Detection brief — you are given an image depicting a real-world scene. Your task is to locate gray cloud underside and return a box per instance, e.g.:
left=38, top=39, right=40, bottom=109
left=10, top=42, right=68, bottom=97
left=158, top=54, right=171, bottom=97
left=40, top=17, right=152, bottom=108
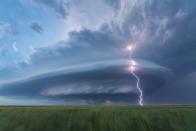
left=146, top=72, right=196, bottom=104
left=0, top=59, right=171, bottom=103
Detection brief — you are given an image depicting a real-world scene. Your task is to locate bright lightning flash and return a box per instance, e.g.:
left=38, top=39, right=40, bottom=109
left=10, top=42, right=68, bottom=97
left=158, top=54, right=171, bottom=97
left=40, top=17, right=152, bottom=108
left=127, top=45, right=144, bottom=106
left=127, top=45, right=133, bottom=51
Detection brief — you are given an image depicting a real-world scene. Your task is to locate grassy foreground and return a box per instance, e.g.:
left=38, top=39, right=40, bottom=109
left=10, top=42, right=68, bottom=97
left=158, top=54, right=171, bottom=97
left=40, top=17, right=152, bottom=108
left=0, top=106, right=195, bottom=131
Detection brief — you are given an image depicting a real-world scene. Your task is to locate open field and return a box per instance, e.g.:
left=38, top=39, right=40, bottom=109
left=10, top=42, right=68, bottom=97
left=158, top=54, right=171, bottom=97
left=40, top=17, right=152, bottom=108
left=0, top=106, right=195, bottom=131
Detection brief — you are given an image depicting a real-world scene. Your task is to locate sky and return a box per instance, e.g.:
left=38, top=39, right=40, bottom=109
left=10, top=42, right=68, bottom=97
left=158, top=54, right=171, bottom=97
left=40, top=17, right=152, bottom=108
left=0, top=0, right=196, bottom=105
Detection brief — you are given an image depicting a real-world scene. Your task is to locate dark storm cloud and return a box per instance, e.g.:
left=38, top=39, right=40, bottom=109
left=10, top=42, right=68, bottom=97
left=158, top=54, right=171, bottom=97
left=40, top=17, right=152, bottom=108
left=29, top=22, right=43, bottom=34
left=116, top=0, right=196, bottom=75
left=33, top=0, right=69, bottom=19
left=53, top=94, right=138, bottom=104
left=145, top=72, right=196, bottom=104
left=29, top=27, right=124, bottom=66
left=1, top=0, right=196, bottom=104
left=97, top=0, right=196, bottom=104
left=0, top=60, right=171, bottom=103
left=109, top=0, right=196, bottom=104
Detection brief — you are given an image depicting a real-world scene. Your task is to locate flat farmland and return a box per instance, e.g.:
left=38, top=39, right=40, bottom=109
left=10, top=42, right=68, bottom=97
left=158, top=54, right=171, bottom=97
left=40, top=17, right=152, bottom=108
left=0, top=106, right=195, bottom=131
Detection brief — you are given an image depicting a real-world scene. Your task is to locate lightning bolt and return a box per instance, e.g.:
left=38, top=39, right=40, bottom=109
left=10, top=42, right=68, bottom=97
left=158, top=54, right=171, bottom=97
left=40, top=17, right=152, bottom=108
left=127, top=45, right=144, bottom=106
left=131, top=68, right=143, bottom=106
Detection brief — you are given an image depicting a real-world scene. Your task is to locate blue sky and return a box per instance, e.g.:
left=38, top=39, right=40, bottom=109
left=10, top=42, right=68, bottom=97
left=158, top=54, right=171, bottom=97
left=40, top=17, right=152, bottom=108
left=0, top=0, right=196, bottom=105
left=0, top=0, right=66, bottom=65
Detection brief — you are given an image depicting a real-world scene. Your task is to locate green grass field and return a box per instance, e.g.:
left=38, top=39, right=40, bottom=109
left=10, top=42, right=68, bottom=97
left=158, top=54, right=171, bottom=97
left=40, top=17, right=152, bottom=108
left=0, top=106, right=195, bottom=131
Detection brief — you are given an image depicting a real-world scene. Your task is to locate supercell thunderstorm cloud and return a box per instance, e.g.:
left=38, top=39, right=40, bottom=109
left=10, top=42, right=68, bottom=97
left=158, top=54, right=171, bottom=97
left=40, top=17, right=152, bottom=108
left=0, top=0, right=196, bottom=105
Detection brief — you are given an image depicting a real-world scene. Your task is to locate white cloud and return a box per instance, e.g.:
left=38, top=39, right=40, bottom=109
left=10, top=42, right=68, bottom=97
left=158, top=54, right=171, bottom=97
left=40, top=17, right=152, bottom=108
left=12, top=42, right=18, bottom=52
left=29, top=45, right=36, bottom=53
left=64, top=0, right=115, bottom=32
